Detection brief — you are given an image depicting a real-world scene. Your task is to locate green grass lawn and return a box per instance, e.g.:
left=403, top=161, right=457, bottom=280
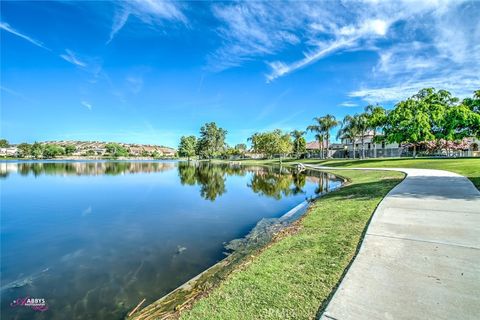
left=180, top=170, right=404, bottom=320
left=308, top=158, right=479, bottom=189
left=221, top=157, right=480, bottom=189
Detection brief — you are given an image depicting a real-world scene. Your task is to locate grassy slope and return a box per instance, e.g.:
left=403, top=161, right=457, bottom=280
left=311, top=158, right=479, bottom=189
left=223, top=158, right=480, bottom=189
left=181, top=170, right=404, bottom=320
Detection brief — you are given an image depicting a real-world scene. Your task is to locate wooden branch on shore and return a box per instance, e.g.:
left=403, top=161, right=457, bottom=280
left=128, top=298, right=146, bottom=317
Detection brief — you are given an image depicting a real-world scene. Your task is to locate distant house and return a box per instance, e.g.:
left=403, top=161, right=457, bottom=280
left=340, top=130, right=400, bottom=152
left=305, top=141, right=327, bottom=151
left=305, top=141, right=345, bottom=158
left=158, top=148, right=176, bottom=157
left=0, top=147, right=18, bottom=157
left=465, top=137, right=480, bottom=157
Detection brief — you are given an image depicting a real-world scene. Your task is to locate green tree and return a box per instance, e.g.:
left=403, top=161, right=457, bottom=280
left=462, top=90, right=480, bottom=114
left=222, top=146, right=242, bottom=159
left=355, top=113, right=369, bottom=159
left=0, top=139, right=9, bottom=148
left=65, top=145, right=76, bottom=155
left=196, top=122, right=227, bottom=159
left=140, top=149, right=150, bottom=157
left=307, top=118, right=325, bottom=159
left=43, top=144, right=65, bottom=158
left=31, top=142, right=44, bottom=159
left=364, top=105, right=387, bottom=157
left=337, top=115, right=361, bottom=159
left=105, top=143, right=128, bottom=157
left=85, top=149, right=96, bottom=156
left=442, top=104, right=480, bottom=139
left=233, top=143, right=247, bottom=158
left=17, top=143, right=32, bottom=158
left=178, top=135, right=197, bottom=160
left=384, top=88, right=458, bottom=157
left=234, top=143, right=247, bottom=151
left=307, top=115, right=338, bottom=159
left=320, top=114, right=339, bottom=158
left=249, top=130, right=292, bottom=160
left=290, top=130, right=306, bottom=158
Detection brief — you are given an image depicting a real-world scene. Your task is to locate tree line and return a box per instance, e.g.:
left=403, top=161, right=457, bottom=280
left=179, top=88, right=479, bottom=160
left=0, top=141, right=164, bottom=159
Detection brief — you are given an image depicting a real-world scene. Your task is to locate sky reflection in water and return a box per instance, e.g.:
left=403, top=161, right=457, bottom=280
left=0, top=161, right=341, bottom=320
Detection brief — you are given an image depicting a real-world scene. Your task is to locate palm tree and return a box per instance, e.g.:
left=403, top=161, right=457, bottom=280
left=314, top=133, right=324, bottom=159
left=337, top=115, right=361, bottom=159
left=319, top=114, right=339, bottom=158
left=357, top=113, right=369, bottom=159
left=307, top=117, right=325, bottom=159
left=290, top=130, right=306, bottom=159
left=365, top=105, right=387, bottom=158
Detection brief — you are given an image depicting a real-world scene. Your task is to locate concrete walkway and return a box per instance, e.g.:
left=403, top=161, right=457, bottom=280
left=306, top=166, right=480, bottom=320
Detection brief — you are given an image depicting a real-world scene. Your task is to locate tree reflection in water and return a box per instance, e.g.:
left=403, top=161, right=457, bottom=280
left=2, top=161, right=339, bottom=201
left=1, top=161, right=176, bottom=177
left=177, top=161, right=337, bottom=201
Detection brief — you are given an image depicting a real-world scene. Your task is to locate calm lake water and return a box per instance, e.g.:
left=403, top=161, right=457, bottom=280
left=0, top=161, right=341, bottom=320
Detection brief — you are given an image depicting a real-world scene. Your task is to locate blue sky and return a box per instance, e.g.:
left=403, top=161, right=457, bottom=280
left=1, top=0, right=479, bottom=147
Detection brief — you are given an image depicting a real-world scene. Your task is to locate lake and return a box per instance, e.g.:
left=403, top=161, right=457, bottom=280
left=0, top=161, right=342, bottom=320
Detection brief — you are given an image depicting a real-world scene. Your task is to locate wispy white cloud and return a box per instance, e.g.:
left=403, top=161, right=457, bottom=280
left=266, top=37, right=358, bottom=82
left=81, top=101, right=92, bottom=110
left=108, top=0, right=187, bottom=43
left=254, top=89, right=290, bottom=121
left=1, top=85, right=35, bottom=103
left=126, top=76, right=143, bottom=94
left=339, top=101, right=359, bottom=108
left=207, top=0, right=479, bottom=99
left=208, top=2, right=396, bottom=76
left=0, top=21, right=49, bottom=50
left=349, top=1, right=480, bottom=103
left=60, top=49, right=87, bottom=67
left=208, top=2, right=302, bottom=71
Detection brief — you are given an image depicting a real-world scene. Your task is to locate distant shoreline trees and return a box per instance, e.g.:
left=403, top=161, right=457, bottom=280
left=178, top=122, right=228, bottom=160
left=248, top=129, right=293, bottom=161
left=384, top=88, right=480, bottom=157
left=1, top=141, right=173, bottom=159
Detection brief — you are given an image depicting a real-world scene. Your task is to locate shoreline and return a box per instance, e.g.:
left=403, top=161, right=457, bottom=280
left=0, top=156, right=178, bottom=162
left=126, top=167, right=347, bottom=320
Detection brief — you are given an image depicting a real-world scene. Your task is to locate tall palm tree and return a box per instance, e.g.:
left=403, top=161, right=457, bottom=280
left=337, top=115, right=361, bottom=159
left=319, top=114, right=339, bottom=158
left=365, top=105, right=387, bottom=158
left=307, top=117, right=325, bottom=159
left=290, top=130, right=306, bottom=158
left=356, top=113, right=369, bottom=159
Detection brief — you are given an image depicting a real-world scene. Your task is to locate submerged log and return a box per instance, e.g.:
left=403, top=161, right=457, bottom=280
left=128, top=298, right=146, bottom=317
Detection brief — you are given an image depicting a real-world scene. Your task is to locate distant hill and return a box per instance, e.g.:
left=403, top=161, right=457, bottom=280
left=39, top=140, right=176, bottom=157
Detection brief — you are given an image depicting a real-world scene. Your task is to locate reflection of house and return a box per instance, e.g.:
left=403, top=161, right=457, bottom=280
left=0, top=147, right=18, bottom=157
